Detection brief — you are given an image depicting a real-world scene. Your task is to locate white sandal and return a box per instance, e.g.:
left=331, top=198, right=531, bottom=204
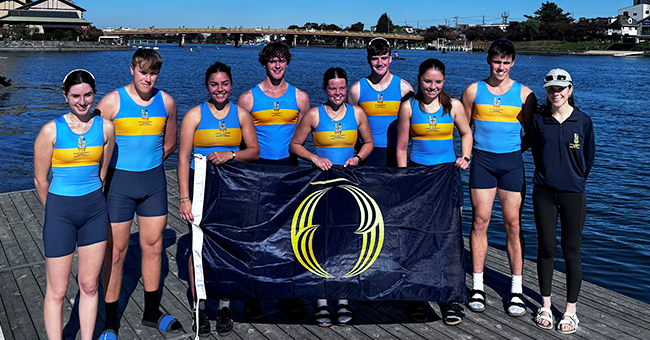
left=534, top=307, right=554, bottom=330
left=557, top=312, right=579, bottom=334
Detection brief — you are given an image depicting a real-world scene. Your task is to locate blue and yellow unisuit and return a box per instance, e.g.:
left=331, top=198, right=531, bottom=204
left=313, top=104, right=358, bottom=165
left=358, top=75, right=402, bottom=147
left=49, top=115, right=104, bottom=196
left=192, top=102, right=241, bottom=168
left=409, top=98, right=456, bottom=166
left=472, top=80, right=523, bottom=153
left=110, top=87, right=167, bottom=171
left=250, top=84, right=299, bottom=160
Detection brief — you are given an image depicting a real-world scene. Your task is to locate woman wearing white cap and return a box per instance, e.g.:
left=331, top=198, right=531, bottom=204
left=531, top=68, right=595, bottom=334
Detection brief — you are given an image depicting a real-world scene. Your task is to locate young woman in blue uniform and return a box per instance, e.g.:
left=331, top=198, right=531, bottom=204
left=396, top=59, right=473, bottom=325
left=177, top=61, right=259, bottom=336
left=33, top=70, right=115, bottom=340
left=290, top=67, right=373, bottom=326
left=531, top=69, right=595, bottom=334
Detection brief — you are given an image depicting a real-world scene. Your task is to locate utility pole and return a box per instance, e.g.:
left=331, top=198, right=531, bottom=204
left=453, top=16, right=459, bottom=28
left=483, top=15, right=485, bottom=25
left=501, top=12, right=509, bottom=25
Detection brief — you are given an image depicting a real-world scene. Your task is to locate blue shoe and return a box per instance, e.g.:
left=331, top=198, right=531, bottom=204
left=98, top=329, right=118, bottom=340
left=142, top=313, right=183, bottom=333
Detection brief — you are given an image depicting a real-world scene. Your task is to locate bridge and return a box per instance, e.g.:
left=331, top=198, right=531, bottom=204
left=110, top=27, right=424, bottom=48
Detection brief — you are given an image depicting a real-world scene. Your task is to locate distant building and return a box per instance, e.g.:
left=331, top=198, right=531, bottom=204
left=607, top=15, right=639, bottom=37
left=0, top=0, right=91, bottom=34
left=619, top=3, right=650, bottom=22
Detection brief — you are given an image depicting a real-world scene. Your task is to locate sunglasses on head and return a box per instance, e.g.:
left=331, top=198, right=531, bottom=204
left=545, top=74, right=568, bottom=81
left=492, top=39, right=514, bottom=47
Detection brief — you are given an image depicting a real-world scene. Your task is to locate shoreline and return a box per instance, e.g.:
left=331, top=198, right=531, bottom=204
left=0, top=40, right=132, bottom=52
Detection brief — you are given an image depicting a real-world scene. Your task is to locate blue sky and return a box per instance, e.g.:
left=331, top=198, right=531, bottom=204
left=77, top=0, right=632, bottom=30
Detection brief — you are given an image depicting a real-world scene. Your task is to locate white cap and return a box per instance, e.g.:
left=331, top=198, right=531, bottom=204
left=543, top=68, right=572, bottom=88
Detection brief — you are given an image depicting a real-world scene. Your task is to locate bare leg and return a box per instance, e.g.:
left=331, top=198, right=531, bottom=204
left=103, top=220, right=133, bottom=303
left=497, top=188, right=524, bottom=276
left=470, top=188, right=497, bottom=274
left=44, top=253, right=74, bottom=340
left=77, top=241, right=107, bottom=340
left=138, top=215, right=167, bottom=292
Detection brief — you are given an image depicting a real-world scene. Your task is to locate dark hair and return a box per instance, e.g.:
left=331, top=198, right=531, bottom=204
left=205, top=61, right=233, bottom=85
left=415, top=59, right=452, bottom=115
left=131, top=49, right=163, bottom=72
left=322, top=67, right=348, bottom=89
left=63, top=69, right=96, bottom=95
left=258, top=42, right=292, bottom=66
left=487, top=39, right=516, bottom=61
left=366, top=37, right=391, bottom=63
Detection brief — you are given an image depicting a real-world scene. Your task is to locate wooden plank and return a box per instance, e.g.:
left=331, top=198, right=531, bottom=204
left=0, top=221, right=26, bottom=267
left=14, top=266, right=47, bottom=340
left=0, top=194, right=21, bottom=224
left=22, top=219, right=46, bottom=261
left=8, top=192, right=35, bottom=222
left=11, top=221, right=43, bottom=264
left=0, top=289, right=15, bottom=340
left=0, top=271, right=39, bottom=339
left=21, top=190, right=45, bottom=222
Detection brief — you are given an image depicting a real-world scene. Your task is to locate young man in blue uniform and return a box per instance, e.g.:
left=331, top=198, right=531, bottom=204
left=236, top=42, right=310, bottom=318
left=237, top=41, right=310, bottom=166
left=460, top=39, right=537, bottom=317
left=348, top=37, right=413, bottom=167
left=96, top=49, right=180, bottom=339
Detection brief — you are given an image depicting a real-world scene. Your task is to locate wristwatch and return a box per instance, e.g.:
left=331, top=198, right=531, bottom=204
left=463, top=156, right=471, bottom=162
left=231, top=151, right=236, bottom=160
left=355, top=155, right=363, bottom=162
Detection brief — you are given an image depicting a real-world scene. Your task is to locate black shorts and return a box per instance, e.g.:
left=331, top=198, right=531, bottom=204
left=43, top=188, right=108, bottom=258
left=104, top=164, right=168, bottom=223
left=469, top=149, right=524, bottom=192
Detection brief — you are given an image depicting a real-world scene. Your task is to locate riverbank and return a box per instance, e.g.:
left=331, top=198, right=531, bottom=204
left=0, top=40, right=132, bottom=52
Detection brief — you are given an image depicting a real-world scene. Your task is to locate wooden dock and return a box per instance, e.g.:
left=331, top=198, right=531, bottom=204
left=1, top=170, right=649, bottom=339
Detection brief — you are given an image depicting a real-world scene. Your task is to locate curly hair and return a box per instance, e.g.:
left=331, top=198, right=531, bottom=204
left=258, top=42, right=292, bottom=66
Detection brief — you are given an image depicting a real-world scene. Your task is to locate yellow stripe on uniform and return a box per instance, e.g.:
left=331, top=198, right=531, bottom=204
left=113, top=117, right=167, bottom=136
left=473, top=104, right=522, bottom=123
left=52, top=146, right=103, bottom=167
left=359, top=101, right=401, bottom=116
left=411, top=123, right=454, bottom=140
left=313, top=130, right=358, bottom=148
left=194, top=128, right=242, bottom=147
left=251, top=109, right=299, bottom=126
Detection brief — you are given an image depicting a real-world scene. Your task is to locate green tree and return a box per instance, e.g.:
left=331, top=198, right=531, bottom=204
left=525, top=1, right=574, bottom=24
left=376, top=13, right=393, bottom=33
left=349, top=21, right=364, bottom=31
left=520, top=19, right=541, bottom=40
left=422, top=26, right=439, bottom=42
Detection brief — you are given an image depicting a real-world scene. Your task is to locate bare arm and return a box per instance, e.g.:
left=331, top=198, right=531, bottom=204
left=400, top=78, right=415, bottom=101
left=460, top=83, right=477, bottom=126
left=290, top=107, right=333, bottom=170
left=95, top=90, right=120, bottom=121
left=100, top=118, right=116, bottom=184
left=347, top=81, right=360, bottom=106
left=177, top=105, right=201, bottom=222
left=33, top=121, right=56, bottom=206
left=235, top=90, right=254, bottom=112
left=451, top=99, right=473, bottom=170
left=395, top=100, right=412, bottom=168
left=520, top=86, right=537, bottom=153
left=345, top=105, right=374, bottom=167
left=234, top=106, right=260, bottom=162
left=162, top=91, right=178, bottom=160
left=295, top=89, right=311, bottom=125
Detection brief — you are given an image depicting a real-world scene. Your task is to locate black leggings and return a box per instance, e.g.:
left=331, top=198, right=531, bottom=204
left=533, top=185, right=586, bottom=303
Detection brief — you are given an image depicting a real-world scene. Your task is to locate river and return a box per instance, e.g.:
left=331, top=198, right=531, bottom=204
left=0, top=44, right=649, bottom=304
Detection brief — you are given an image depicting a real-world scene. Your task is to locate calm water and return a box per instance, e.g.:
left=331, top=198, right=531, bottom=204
left=1, top=45, right=649, bottom=304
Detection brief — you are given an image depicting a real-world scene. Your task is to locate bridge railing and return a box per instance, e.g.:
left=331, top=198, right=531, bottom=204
left=111, top=27, right=421, bottom=39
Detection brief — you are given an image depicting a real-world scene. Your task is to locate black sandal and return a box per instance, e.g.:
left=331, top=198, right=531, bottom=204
left=467, top=289, right=486, bottom=312
left=313, top=306, right=332, bottom=327
left=407, top=301, right=427, bottom=322
left=443, top=303, right=464, bottom=326
left=337, top=303, right=353, bottom=325
left=506, top=293, right=527, bottom=317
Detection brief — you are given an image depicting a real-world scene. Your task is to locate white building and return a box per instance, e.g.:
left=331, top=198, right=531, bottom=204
left=619, top=3, right=650, bottom=22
